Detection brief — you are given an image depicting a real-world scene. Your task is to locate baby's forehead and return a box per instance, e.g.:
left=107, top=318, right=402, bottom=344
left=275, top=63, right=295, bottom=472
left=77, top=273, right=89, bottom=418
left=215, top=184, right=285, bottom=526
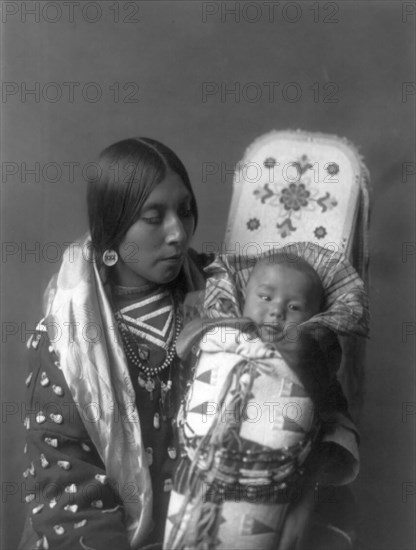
left=248, top=259, right=321, bottom=290
left=250, top=259, right=300, bottom=278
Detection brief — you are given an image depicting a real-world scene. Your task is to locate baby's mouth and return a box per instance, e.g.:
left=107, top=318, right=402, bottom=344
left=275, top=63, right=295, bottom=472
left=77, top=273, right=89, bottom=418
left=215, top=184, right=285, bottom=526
left=260, top=323, right=284, bottom=342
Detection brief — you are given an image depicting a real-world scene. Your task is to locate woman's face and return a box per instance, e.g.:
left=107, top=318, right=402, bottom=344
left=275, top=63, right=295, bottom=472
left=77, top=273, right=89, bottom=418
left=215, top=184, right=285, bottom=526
left=114, top=171, right=195, bottom=287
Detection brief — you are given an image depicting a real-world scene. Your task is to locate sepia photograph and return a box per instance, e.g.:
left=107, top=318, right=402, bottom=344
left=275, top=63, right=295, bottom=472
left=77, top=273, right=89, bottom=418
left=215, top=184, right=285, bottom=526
left=1, top=2, right=415, bottom=549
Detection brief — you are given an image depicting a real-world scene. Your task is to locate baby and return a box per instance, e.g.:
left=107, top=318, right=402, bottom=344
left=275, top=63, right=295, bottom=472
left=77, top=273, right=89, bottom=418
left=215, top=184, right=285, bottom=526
left=164, top=253, right=359, bottom=550
left=242, top=254, right=354, bottom=473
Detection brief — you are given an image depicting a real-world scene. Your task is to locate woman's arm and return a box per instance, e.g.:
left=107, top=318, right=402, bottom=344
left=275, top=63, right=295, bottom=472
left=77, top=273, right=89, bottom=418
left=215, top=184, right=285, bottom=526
left=275, top=331, right=359, bottom=486
left=20, top=332, right=131, bottom=550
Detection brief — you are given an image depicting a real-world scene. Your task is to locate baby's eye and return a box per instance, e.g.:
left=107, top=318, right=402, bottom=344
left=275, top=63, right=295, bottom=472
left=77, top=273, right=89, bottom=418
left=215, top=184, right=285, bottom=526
left=288, top=304, right=301, bottom=311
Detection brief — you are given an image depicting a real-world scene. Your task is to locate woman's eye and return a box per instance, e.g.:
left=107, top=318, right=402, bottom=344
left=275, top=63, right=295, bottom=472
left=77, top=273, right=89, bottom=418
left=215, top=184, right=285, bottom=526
left=179, top=207, right=193, bottom=218
left=259, top=295, right=271, bottom=301
left=142, top=216, right=162, bottom=225
left=140, top=208, right=162, bottom=224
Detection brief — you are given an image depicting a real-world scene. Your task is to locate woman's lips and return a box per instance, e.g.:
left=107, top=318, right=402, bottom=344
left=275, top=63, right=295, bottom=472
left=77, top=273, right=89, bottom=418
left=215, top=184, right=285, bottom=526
left=159, top=254, right=183, bottom=264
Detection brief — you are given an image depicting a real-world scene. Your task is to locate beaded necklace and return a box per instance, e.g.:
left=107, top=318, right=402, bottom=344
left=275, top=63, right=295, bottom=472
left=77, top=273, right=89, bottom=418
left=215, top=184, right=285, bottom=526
left=114, top=288, right=183, bottom=416
left=117, top=310, right=182, bottom=376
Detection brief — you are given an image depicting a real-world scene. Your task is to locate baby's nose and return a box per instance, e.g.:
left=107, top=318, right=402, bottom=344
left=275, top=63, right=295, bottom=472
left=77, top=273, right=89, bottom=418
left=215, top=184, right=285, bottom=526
left=269, top=305, right=285, bottom=319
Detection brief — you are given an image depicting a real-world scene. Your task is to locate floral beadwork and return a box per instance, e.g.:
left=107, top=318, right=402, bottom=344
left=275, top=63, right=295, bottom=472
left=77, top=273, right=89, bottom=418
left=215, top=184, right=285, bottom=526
left=280, top=183, right=310, bottom=211
left=276, top=219, right=297, bottom=238
left=253, top=184, right=275, bottom=205
left=246, top=218, right=260, bottom=231
left=253, top=154, right=338, bottom=240
left=326, top=162, right=339, bottom=175
left=317, top=192, right=338, bottom=212
left=295, top=154, right=313, bottom=175
left=263, top=157, right=277, bottom=169
left=314, top=226, right=327, bottom=239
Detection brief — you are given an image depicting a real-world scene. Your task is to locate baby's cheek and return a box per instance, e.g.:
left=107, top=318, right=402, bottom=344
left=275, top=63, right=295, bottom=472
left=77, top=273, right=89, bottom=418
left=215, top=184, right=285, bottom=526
left=242, top=297, right=256, bottom=319
left=246, top=307, right=262, bottom=325
left=290, top=311, right=309, bottom=324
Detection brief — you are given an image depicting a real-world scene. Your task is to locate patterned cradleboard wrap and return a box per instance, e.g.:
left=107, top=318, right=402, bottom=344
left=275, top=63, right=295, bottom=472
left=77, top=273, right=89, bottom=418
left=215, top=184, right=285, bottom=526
left=164, top=324, right=317, bottom=550
left=164, top=241, right=369, bottom=550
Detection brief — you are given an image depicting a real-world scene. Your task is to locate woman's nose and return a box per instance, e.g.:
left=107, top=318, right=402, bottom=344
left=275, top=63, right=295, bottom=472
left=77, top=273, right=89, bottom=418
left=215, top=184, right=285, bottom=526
left=165, top=214, right=187, bottom=244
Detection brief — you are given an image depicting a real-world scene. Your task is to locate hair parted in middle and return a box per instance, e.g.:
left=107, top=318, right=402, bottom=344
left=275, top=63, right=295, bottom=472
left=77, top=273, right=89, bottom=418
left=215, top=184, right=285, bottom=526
left=87, top=137, right=198, bottom=261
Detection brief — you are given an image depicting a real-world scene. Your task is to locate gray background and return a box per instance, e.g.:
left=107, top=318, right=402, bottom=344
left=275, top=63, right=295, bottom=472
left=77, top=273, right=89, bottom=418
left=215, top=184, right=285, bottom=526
left=1, top=2, right=415, bottom=549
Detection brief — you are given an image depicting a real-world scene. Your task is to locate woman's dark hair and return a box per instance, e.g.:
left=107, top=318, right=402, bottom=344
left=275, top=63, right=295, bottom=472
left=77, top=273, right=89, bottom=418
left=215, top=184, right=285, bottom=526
left=87, top=137, right=198, bottom=262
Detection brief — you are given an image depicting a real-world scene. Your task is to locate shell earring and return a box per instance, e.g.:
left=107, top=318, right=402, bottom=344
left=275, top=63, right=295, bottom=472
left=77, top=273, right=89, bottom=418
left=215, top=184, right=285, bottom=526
left=102, top=249, right=118, bottom=266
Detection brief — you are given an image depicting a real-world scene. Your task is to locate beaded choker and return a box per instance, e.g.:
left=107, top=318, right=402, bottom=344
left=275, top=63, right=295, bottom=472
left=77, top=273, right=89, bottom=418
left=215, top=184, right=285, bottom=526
left=113, top=282, right=160, bottom=297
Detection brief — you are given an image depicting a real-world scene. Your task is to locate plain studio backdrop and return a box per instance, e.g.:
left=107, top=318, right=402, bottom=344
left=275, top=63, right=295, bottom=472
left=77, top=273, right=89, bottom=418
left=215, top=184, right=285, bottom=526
left=1, top=2, right=415, bottom=549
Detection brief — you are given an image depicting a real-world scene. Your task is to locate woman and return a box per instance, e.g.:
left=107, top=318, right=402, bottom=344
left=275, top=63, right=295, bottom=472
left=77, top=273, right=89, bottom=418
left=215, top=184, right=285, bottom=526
left=19, top=138, right=212, bottom=550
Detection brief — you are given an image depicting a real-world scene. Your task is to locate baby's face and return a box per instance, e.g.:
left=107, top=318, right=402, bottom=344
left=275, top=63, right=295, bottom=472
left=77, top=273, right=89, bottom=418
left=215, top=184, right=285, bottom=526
left=242, top=263, right=322, bottom=342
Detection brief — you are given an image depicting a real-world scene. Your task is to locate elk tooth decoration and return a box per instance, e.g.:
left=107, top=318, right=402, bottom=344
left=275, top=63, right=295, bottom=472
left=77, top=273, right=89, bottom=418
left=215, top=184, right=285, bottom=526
left=49, top=413, right=63, bottom=424
left=64, top=504, right=78, bottom=513
left=52, top=385, right=64, bottom=396
left=40, top=454, right=49, bottom=468
left=74, top=520, right=88, bottom=529
left=40, top=372, right=50, bottom=387
left=32, top=504, right=44, bottom=515
left=31, top=335, right=40, bottom=349
left=35, top=535, right=49, bottom=549
left=94, top=474, right=107, bottom=485
left=36, top=412, right=46, bottom=424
